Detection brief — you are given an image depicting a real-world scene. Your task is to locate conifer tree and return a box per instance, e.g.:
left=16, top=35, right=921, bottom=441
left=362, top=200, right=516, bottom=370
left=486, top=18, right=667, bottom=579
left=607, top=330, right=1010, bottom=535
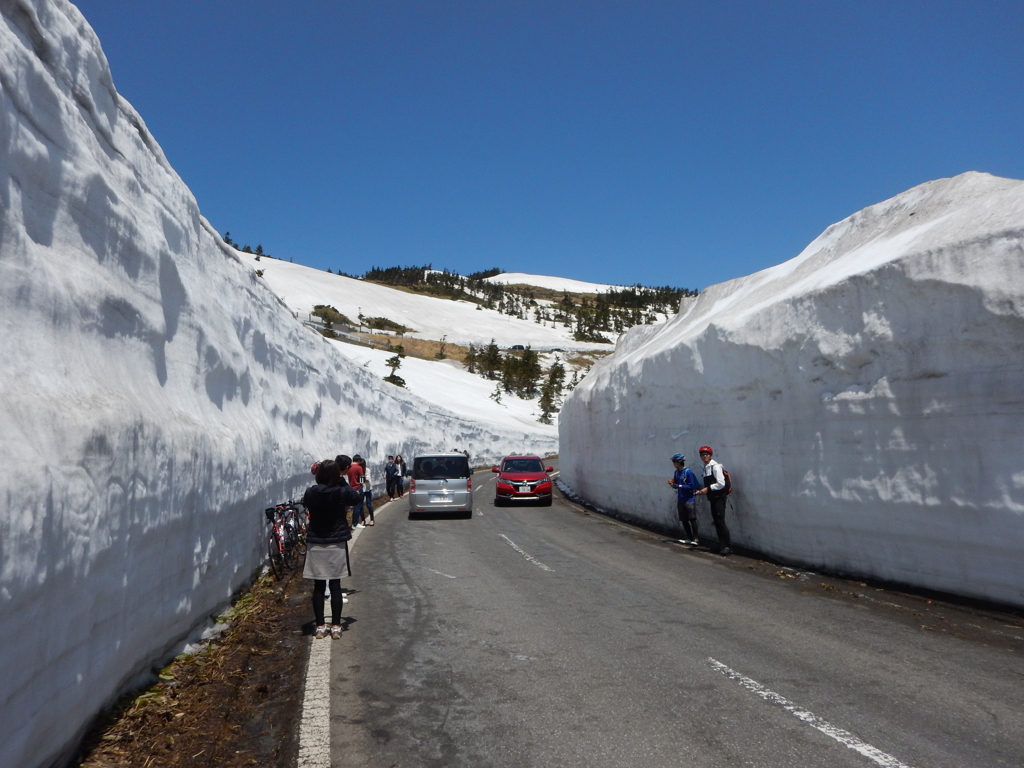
left=384, top=345, right=406, bottom=387
left=479, top=339, right=502, bottom=380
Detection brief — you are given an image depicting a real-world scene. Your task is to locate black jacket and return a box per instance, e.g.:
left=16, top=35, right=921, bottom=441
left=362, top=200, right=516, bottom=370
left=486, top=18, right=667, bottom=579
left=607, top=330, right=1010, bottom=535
left=303, top=481, right=359, bottom=545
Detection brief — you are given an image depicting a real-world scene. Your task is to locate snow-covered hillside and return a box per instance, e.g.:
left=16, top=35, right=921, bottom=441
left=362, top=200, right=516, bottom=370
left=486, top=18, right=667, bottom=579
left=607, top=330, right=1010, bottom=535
left=560, top=172, right=1024, bottom=607
left=0, top=3, right=554, bottom=768
left=483, top=271, right=623, bottom=294
left=240, top=253, right=614, bottom=350
left=331, top=341, right=554, bottom=432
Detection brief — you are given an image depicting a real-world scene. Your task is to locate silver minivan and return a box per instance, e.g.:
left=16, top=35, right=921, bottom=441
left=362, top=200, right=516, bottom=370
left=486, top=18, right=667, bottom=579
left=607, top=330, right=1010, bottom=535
left=408, top=453, right=473, bottom=517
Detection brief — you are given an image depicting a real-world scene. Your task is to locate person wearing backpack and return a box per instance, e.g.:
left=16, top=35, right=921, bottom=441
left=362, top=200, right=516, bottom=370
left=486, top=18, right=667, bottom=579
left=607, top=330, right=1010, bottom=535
left=668, top=454, right=700, bottom=545
left=695, top=445, right=732, bottom=555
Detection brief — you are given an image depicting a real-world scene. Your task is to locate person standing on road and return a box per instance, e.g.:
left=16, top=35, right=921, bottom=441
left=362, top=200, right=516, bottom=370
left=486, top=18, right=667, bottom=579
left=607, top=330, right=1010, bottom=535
left=394, top=454, right=408, bottom=497
left=348, top=454, right=367, bottom=529
left=356, top=456, right=374, bottom=526
left=384, top=455, right=399, bottom=499
left=695, top=446, right=732, bottom=555
left=302, top=458, right=360, bottom=639
left=669, top=454, right=700, bottom=545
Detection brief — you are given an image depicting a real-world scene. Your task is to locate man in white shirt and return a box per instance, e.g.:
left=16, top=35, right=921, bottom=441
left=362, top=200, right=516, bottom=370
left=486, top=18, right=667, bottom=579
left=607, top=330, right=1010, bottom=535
left=695, top=445, right=732, bottom=555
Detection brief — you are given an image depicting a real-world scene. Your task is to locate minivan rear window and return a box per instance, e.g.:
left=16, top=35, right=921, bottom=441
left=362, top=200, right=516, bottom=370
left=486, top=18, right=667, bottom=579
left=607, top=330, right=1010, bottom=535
left=414, top=456, right=471, bottom=480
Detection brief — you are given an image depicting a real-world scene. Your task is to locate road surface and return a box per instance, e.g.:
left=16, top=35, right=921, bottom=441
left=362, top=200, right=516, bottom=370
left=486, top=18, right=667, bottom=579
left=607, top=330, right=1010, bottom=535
left=323, top=466, right=1024, bottom=767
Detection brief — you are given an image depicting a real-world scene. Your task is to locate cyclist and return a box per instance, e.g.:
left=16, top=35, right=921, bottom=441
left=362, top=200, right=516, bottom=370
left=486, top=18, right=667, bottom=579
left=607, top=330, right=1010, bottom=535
left=669, top=454, right=700, bottom=545
left=695, top=446, right=732, bottom=555
left=302, top=458, right=360, bottom=639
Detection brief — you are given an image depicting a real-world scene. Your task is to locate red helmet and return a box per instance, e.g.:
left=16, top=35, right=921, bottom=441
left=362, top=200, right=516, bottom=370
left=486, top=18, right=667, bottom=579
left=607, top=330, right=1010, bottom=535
left=699, top=446, right=713, bottom=455
left=310, top=461, right=320, bottom=475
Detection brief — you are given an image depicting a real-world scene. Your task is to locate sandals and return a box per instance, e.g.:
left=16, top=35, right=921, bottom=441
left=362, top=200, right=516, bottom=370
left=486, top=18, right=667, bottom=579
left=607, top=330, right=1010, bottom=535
left=314, top=625, right=329, bottom=640
left=330, top=624, right=343, bottom=639
left=367, top=520, right=375, bottom=526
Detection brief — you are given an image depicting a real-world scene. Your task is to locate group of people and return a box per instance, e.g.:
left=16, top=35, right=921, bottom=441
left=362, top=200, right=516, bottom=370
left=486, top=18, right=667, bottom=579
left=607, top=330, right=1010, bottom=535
left=384, top=454, right=407, bottom=499
left=668, top=445, right=732, bottom=556
left=300, top=452, right=407, bottom=640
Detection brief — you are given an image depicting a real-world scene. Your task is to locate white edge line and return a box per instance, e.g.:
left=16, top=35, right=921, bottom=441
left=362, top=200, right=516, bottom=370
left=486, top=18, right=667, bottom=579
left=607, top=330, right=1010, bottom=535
left=707, top=658, right=914, bottom=768
left=296, top=495, right=397, bottom=768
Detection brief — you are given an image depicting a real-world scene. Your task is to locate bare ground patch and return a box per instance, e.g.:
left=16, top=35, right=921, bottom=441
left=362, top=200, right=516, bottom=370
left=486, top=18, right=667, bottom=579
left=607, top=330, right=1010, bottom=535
left=73, top=567, right=312, bottom=768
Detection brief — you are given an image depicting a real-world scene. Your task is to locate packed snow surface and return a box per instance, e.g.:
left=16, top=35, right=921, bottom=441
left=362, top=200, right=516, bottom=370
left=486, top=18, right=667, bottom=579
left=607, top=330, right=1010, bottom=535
left=560, top=172, right=1024, bottom=607
left=241, top=254, right=614, bottom=351
left=484, top=271, right=623, bottom=294
left=0, top=3, right=554, bottom=767
left=330, top=341, right=557, bottom=434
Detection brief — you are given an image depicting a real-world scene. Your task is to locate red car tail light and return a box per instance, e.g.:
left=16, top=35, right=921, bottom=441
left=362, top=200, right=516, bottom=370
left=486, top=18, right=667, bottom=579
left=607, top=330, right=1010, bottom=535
left=467, top=475, right=472, bottom=492
left=410, top=478, right=416, bottom=492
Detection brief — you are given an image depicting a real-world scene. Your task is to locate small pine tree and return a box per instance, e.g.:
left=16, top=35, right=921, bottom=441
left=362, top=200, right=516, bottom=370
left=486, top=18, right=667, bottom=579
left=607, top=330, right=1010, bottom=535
left=489, top=383, right=502, bottom=404
left=479, top=339, right=502, bottom=380
left=223, top=231, right=234, bottom=245
left=255, top=244, right=264, bottom=256
left=384, top=349, right=406, bottom=387
left=464, top=344, right=478, bottom=374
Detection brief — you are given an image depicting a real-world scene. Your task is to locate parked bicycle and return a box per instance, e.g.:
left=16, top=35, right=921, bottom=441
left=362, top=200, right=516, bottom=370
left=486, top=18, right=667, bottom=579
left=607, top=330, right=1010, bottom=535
left=264, top=503, right=301, bottom=578
left=283, top=500, right=308, bottom=554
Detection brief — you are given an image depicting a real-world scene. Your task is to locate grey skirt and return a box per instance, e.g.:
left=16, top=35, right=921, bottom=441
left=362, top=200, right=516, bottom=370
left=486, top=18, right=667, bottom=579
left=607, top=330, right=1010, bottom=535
left=303, top=542, right=351, bottom=580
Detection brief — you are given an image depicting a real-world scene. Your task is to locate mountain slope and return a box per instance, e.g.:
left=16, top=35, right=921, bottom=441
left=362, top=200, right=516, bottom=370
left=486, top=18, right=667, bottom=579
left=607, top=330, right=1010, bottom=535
left=240, top=252, right=614, bottom=350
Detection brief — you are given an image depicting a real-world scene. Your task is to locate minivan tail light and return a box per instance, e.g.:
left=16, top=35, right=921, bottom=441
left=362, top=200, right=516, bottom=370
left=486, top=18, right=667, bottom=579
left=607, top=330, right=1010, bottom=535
left=467, top=475, right=472, bottom=492
left=410, top=478, right=416, bottom=492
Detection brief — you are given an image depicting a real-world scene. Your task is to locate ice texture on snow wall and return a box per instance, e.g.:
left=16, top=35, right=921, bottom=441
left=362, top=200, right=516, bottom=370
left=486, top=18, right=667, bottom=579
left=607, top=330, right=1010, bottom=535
left=560, top=172, right=1024, bottom=607
left=0, top=3, right=555, bottom=767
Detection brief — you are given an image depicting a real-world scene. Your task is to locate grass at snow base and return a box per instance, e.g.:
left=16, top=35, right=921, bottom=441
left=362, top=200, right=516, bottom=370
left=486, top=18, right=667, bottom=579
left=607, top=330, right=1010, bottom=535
left=73, top=569, right=309, bottom=768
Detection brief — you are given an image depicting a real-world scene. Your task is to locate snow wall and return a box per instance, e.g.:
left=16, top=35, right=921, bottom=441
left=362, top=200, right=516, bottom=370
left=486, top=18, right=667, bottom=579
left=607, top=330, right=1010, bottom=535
left=560, top=172, right=1024, bottom=607
left=0, top=3, right=556, bottom=767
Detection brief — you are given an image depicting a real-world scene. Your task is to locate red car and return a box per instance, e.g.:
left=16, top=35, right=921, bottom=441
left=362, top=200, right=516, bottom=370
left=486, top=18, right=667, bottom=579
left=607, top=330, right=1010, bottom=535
left=492, top=455, right=555, bottom=506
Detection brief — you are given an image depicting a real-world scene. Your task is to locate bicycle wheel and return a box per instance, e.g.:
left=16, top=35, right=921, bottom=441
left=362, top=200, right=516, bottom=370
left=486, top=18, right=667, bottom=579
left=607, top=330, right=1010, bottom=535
left=267, top=528, right=284, bottom=579
left=282, top=523, right=300, bottom=569
left=289, top=505, right=307, bottom=554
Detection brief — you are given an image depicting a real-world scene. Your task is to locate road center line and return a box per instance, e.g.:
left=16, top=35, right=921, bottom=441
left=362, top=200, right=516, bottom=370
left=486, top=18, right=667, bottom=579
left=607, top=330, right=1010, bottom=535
left=499, top=534, right=554, bottom=572
left=707, top=658, right=914, bottom=768
left=423, top=566, right=457, bottom=579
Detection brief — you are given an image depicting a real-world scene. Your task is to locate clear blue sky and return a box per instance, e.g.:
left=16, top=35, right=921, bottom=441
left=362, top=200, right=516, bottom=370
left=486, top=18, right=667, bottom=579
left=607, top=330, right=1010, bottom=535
left=73, top=0, right=1023, bottom=290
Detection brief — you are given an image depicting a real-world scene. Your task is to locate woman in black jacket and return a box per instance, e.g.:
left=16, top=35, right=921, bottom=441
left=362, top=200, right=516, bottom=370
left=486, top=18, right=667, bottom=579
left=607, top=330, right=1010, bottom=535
left=302, top=457, right=360, bottom=639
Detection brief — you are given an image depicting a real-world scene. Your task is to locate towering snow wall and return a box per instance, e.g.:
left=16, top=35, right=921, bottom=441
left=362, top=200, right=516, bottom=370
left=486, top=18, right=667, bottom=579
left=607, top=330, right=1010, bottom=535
left=0, top=3, right=555, bottom=767
left=560, top=172, right=1024, bottom=607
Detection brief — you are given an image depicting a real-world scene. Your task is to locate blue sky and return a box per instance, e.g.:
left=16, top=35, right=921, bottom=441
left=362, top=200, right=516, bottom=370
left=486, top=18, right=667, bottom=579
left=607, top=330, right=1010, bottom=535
left=74, top=0, right=1023, bottom=290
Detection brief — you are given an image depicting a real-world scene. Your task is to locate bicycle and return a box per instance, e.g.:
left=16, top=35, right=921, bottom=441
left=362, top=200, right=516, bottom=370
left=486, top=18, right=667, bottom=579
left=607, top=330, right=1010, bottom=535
left=282, top=500, right=308, bottom=555
left=264, top=504, right=300, bottom=578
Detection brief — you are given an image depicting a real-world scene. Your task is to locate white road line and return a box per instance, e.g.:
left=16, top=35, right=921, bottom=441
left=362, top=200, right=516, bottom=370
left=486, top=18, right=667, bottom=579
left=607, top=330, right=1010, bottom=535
left=423, top=566, right=457, bottom=579
left=708, top=658, right=914, bottom=768
left=297, top=635, right=332, bottom=767
left=499, top=534, right=554, bottom=572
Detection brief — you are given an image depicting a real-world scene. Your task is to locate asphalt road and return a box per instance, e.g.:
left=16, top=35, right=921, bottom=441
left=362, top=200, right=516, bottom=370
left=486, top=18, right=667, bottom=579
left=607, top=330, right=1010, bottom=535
left=328, top=466, right=1024, bottom=768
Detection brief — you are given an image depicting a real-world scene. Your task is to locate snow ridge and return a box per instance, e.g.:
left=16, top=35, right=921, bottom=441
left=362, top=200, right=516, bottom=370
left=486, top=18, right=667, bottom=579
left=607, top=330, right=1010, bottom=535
left=560, top=172, right=1024, bottom=607
left=0, top=3, right=554, bottom=767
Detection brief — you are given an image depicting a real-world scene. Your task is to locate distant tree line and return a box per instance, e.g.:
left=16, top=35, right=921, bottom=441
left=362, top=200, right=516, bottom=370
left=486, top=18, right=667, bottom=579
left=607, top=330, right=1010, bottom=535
left=359, top=264, right=696, bottom=341
left=460, top=340, right=577, bottom=422
left=223, top=232, right=271, bottom=258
